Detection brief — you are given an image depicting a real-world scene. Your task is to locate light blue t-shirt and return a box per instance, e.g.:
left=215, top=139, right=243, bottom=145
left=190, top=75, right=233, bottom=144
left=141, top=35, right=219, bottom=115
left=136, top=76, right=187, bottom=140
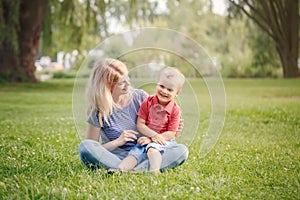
left=87, top=89, right=148, bottom=153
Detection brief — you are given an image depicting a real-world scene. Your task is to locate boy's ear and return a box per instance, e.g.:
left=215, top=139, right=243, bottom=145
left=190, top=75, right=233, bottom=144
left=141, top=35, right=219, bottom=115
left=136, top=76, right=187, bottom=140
left=176, top=88, right=182, bottom=95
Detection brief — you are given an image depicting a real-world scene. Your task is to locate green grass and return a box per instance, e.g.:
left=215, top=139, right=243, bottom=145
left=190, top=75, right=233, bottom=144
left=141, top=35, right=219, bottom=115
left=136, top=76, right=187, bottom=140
left=0, top=78, right=299, bottom=199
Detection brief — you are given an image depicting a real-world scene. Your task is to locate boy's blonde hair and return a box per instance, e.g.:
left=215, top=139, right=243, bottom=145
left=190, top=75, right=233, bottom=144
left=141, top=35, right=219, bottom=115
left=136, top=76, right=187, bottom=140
left=86, top=58, right=128, bottom=127
left=159, top=67, right=185, bottom=92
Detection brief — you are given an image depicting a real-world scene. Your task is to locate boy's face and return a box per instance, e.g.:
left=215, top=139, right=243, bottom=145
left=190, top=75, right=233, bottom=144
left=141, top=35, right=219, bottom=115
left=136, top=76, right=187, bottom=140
left=156, top=76, right=180, bottom=106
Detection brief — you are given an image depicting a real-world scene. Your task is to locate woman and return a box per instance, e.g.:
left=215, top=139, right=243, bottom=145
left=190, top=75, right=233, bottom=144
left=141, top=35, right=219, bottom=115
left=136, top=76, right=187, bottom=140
left=78, top=58, right=188, bottom=172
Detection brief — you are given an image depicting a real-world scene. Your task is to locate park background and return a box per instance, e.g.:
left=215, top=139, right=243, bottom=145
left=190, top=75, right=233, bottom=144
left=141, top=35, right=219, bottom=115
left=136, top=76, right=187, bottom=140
left=0, top=0, right=299, bottom=199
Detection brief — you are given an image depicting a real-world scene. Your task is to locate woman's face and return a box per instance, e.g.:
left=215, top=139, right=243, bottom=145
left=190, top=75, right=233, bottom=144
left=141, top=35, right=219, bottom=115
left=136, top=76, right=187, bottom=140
left=112, top=75, right=130, bottom=96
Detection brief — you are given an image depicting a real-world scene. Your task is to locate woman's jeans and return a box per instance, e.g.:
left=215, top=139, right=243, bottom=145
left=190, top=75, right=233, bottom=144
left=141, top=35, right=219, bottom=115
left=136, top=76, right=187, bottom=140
left=78, top=139, right=189, bottom=172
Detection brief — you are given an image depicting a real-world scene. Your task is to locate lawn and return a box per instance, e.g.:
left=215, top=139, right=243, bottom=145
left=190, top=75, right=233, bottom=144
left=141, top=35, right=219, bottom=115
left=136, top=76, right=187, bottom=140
left=0, top=78, right=299, bottom=199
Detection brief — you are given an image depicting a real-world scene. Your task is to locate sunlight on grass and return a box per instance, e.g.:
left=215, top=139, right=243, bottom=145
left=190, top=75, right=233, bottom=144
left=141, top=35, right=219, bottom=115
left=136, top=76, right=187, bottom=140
left=0, top=78, right=299, bottom=199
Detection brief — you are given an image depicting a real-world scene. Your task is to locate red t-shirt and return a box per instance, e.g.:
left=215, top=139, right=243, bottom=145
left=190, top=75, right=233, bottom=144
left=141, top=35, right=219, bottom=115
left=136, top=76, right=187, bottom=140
left=137, top=95, right=181, bottom=135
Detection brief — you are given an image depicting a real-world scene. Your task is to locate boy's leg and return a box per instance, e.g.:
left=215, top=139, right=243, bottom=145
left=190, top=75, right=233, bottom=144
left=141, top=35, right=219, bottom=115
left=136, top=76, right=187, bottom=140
left=118, top=155, right=138, bottom=171
left=134, top=142, right=188, bottom=172
left=147, top=147, right=162, bottom=174
left=118, top=144, right=145, bottom=171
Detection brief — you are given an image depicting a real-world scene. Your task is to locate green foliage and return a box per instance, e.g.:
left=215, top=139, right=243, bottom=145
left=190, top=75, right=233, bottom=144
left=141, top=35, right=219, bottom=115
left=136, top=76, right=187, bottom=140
left=41, top=0, right=53, bottom=56
left=153, top=1, right=282, bottom=78
left=38, top=0, right=291, bottom=78
left=52, top=71, right=77, bottom=79
left=43, top=0, right=89, bottom=56
left=249, top=29, right=279, bottom=68
left=0, top=78, right=299, bottom=199
left=42, top=0, right=161, bottom=57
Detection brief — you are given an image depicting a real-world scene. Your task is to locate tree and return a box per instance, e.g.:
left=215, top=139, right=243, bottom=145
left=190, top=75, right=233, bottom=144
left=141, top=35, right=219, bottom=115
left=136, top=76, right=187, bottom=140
left=0, top=0, right=159, bottom=83
left=227, top=0, right=299, bottom=78
left=0, top=0, right=47, bottom=82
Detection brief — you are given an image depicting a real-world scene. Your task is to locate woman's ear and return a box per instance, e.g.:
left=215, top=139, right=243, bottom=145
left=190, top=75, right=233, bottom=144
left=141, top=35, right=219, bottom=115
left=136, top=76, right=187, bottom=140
left=110, top=84, right=115, bottom=93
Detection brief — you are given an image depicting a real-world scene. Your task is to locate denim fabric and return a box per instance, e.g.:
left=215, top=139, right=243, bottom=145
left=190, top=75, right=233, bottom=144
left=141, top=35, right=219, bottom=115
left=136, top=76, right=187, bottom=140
left=78, top=139, right=188, bottom=172
left=127, top=144, right=147, bottom=164
left=145, top=139, right=176, bottom=152
left=128, top=139, right=176, bottom=164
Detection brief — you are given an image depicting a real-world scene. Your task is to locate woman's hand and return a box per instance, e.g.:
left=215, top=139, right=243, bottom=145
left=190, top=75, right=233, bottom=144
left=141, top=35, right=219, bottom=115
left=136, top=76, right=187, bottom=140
left=151, top=134, right=166, bottom=145
left=137, top=136, right=152, bottom=146
left=102, top=130, right=138, bottom=152
left=116, top=130, right=138, bottom=146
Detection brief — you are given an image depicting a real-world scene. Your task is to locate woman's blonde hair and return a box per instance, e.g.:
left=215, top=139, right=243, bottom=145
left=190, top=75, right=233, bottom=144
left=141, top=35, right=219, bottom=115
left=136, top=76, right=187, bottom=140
left=86, top=58, right=128, bottom=127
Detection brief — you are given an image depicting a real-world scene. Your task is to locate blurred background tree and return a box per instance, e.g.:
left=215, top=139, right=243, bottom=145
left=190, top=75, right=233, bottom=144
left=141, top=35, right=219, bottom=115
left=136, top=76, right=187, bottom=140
left=0, top=0, right=299, bottom=82
left=0, top=0, right=159, bottom=82
left=0, top=0, right=47, bottom=82
left=227, top=0, right=299, bottom=78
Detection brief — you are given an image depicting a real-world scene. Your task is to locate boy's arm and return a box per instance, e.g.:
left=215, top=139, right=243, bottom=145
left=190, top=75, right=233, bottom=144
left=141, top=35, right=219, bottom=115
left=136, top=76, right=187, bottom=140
left=160, top=131, right=176, bottom=140
left=136, top=117, right=167, bottom=145
left=136, top=116, right=159, bottom=138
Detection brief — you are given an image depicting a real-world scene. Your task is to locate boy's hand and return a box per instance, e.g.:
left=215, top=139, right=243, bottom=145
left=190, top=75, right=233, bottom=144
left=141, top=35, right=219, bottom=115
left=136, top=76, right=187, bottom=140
left=151, top=134, right=166, bottom=145
left=137, top=137, right=151, bottom=146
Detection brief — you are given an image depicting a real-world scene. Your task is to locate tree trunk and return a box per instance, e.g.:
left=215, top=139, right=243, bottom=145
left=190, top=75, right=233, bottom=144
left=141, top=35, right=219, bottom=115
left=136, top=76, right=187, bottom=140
left=276, top=43, right=299, bottom=78
left=277, top=0, right=299, bottom=78
left=282, top=55, right=299, bottom=78
left=0, top=0, right=48, bottom=82
left=17, top=0, right=48, bottom=82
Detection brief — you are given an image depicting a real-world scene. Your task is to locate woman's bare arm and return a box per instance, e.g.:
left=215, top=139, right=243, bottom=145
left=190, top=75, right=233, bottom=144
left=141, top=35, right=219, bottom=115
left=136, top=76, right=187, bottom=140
left=85, top=124, right=138, bottom=151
